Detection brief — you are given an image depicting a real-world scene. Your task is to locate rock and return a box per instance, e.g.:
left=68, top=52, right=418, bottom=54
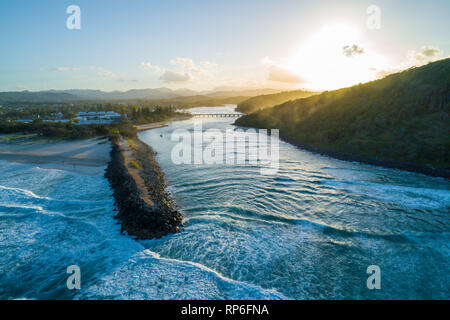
left=105, top=140, right=183, bottom=240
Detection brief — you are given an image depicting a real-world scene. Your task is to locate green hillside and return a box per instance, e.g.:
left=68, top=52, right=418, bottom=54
left=236, top=90, right=318, bottom=114
left=236, top=58, right=450, bottom=175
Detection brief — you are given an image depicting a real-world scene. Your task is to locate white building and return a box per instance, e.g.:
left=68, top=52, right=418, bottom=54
left=75, top=111, right=125, bottom=124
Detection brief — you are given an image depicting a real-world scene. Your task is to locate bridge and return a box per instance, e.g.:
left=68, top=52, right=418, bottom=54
left=191, top=113, right=246, bottom=118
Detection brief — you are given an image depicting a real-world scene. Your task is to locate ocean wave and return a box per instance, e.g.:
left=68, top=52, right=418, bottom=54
left=321, top=180, right=450, bottom=209
left=77, top=249, right=288, bottom=300
left=0, top=203, right=45, bottom=217
left=0, top=185, right=50, bottom=200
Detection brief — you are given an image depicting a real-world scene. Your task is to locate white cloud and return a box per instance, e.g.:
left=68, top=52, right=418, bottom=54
left=48, top=66, right=118, bottom=79
left=259, top=56, right=304, bottom=84
left=140, top=62, right=163, bottom=73
left=140, top=57, right=217, bottom=85
left=406, top=46, right=443, bottom=65
left=376, top=45, right=447, bottom=78
left=90, top=67, right=117, bottom=79
left=170, top=57, right=201, bottom=73
left=48, top=67, right=80, bottom=72
left=170, top=57, right=194, bottom=66
left=199, top=61, right=217, bottom=68
left=170, top=57, right=216, bottom=74
left=98, top=71, right=117, bottom=79
left=117, top=79, right=139, bottom=83
left=268, top=66, right=305, bottom=84
left=260, top=56, right=274, bottom=65
left=259, top=56, right=305, bottom=86
left=159, top=70, right=192, bottom=83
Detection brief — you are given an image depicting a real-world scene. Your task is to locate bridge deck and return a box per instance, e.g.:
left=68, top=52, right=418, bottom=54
left=191, top=113, right=245, bottom=118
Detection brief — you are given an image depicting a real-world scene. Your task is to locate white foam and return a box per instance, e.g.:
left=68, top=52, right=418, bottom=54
left=0, top=185, right=50, bottom=200
left=78, top=249, right=287, bottom=300
left=323, top=180, right=450, bottom=209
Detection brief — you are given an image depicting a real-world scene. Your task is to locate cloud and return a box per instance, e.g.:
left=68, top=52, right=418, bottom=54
left=159, top=70, right=192, bottom=83
left=48, top=67, right=80, bottom=72
left=375, top=45, right=447, bottom=79
left=117, top=79, right=139, bottom=83
left=140, top=62, right=163, bottom=73
left=199, top=61, right=217, bottom=68
left=91, top=67, right=117, bottom=79
left=268, top=66, right=305, bottom=84
left=98, top=70, right=117, bottom=78
left=48, top=66, right=118, bottom=79
left=407, top=46, right=443, bottom=64
left=170, top=57, right=194, bottom=66
left=260, top=56, right=274, bottom=65
left=141, top=57, right=216, bottom=84
left=170, top=57, right=216, bottom=73
left=87, top=66, right=118, bottom=79
left=260, top=56, right=305, bottom=85
left=170, top=57, right=201, bottom=73
left=421, top=46, right=442, bottom=58
left=343, top=44, right=364, bottom=57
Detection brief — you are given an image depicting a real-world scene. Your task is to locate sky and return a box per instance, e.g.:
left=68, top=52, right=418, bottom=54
left=0, top=0, right=449, bottom=92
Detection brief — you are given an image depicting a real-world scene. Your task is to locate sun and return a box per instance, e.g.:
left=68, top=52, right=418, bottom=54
left=287, top=23, right=389, bottom=90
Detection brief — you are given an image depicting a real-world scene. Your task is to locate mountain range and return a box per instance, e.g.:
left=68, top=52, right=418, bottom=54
left=0, top=87, right=283, bottom=103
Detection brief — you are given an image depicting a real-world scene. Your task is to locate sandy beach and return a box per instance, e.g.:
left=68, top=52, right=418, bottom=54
left=134, top=116, right=192, bottom=132
left=0, top=135, right=111, bottom=176
left=135, top=122, right=168, bottom=132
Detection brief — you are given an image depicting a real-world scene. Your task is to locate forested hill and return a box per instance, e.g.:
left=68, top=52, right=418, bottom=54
left=236, top=58, right=450, bottom=176
left=236, top=90, right=318, bottom=114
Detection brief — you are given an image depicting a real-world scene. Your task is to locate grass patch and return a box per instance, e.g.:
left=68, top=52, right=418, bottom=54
left=126, top=138, right=138, bottom=150
left=130, top=160, right=141, bottom=170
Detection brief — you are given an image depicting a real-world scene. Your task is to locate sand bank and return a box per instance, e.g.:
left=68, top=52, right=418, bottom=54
left=134, top=116, right=192, bottom=132
left=0, top=136, right=111, bottom=176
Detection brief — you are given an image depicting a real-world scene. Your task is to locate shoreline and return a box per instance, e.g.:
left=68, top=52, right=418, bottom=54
left=135, top=122, right=168, bottom=132
left=135, top=116, right=192, bottom=132
left=0, top=154, right=108, bottom=176
left=0, top=129, right=184, bottom=239
left=235, top=124, right=450, bottom=179
left=0, top=137, right=111, bottom=176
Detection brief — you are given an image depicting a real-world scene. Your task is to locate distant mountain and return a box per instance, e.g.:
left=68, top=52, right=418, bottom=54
left=0, top=91, right=77, bottom=103
left=204, top=87, right=283, bottom=98
left=0, top=87, right=284, bottom=103
left=146, top=95, right=251, bottom=107
left=236, top=89, right=318, bottom=114
left=44, top=89, right=107, bottom=100
left=236, top=58, right=450, bottom=176
left=43, top=88, right=180, bottom=100
left=173, top=88, right=199, bottom=96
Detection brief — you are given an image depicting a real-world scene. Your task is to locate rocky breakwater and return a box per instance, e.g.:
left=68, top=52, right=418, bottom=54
left=105, top=137, right=183, bottom=239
